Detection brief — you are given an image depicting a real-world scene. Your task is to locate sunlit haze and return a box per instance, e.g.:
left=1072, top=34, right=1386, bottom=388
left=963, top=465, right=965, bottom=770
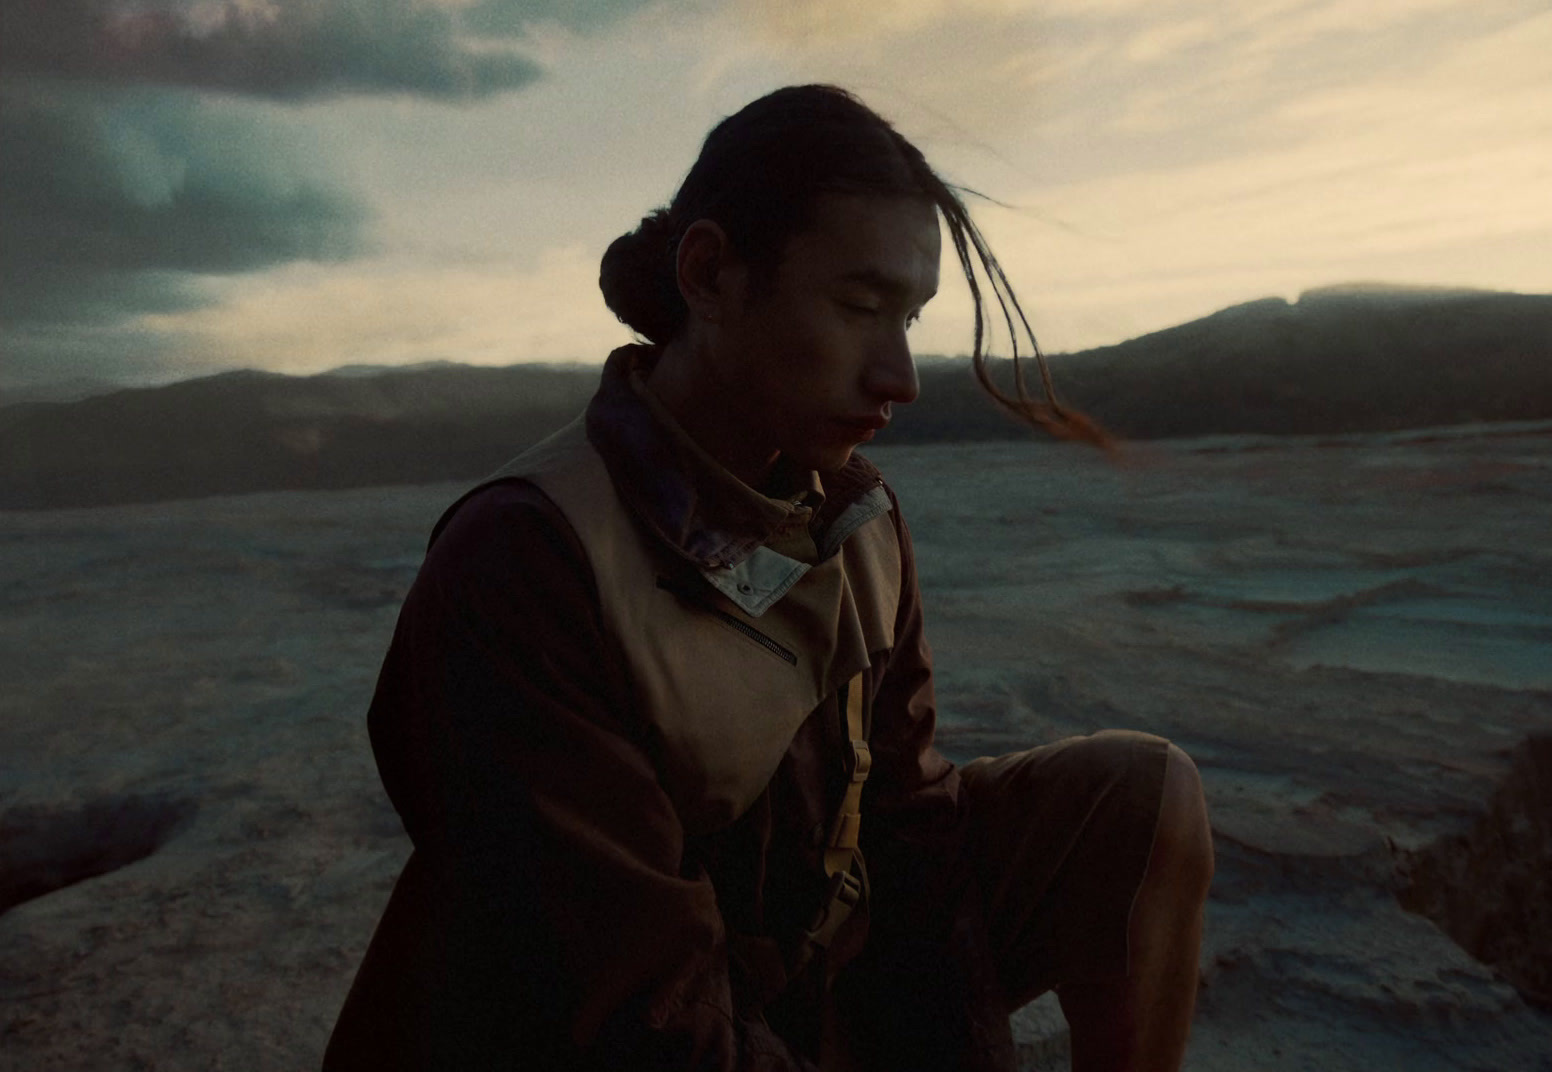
left=3, top=0, right=1548, bottom=393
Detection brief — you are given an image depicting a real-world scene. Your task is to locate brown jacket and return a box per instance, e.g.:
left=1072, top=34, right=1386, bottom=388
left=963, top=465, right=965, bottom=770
left=324, top=346, right=988, bottom=1070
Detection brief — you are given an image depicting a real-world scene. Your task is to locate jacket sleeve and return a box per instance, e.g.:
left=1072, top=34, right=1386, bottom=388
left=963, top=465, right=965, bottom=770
left=836, top=484, right=1016, bottom=1072
left=862, top=482, right=968, bottom=916
left=367, top=479, right=817, bottom=1071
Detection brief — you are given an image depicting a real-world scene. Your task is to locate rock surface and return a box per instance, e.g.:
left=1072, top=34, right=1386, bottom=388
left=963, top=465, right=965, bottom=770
left=1399, top=735, right=1552, bottom=1009
left=3, top=424, right=1551, bottom=1070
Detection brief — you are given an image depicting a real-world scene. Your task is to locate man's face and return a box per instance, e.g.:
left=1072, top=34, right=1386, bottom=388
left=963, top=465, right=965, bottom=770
left=716, top=194, right=941, bottom=475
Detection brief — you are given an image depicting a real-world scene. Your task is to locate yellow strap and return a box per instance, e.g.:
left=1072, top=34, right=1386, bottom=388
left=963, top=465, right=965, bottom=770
left=794, top=670, right=872, bottom=973
left=824, top=670, right=870, bottom=870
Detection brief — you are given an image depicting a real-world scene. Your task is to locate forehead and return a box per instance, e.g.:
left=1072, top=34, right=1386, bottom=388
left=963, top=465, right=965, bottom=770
left=778, top=194, right=941, bottom=299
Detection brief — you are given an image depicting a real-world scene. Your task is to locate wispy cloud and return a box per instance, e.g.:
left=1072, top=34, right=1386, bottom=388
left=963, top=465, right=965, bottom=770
left=698, top=0, right=1552, bottom=351
left=3, top=0, right=1546, bottom=390
left=985, top=7, right=1552, bottom=342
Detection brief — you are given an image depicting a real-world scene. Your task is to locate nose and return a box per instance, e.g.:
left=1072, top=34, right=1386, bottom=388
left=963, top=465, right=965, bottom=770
left=863, top=327, right=920, bottom=407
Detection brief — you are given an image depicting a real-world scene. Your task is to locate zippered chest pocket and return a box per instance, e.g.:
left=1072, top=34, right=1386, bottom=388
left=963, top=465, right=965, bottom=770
left=656, top=576, right=798, bottom=666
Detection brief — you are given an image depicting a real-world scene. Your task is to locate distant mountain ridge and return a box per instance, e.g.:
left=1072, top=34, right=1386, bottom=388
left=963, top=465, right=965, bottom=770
left=1054, top=285, right=1552, bottom=439
left=889, top=286, right=1552, bottom=445
left=3, top=286, right=1549, bottom=509
left=0, top=363, right=598, bottom=510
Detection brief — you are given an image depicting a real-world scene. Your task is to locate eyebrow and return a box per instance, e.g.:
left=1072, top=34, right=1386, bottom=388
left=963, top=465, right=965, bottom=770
left=837, top=267, right=937, bottom=303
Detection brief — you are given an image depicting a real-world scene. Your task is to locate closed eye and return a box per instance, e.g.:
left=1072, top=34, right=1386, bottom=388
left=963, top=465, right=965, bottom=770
left=839, top=300, right=922, bottom=330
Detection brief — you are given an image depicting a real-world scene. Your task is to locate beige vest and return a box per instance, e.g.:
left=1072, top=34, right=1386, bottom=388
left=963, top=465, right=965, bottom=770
left=486, top=417, right=902, bottom=836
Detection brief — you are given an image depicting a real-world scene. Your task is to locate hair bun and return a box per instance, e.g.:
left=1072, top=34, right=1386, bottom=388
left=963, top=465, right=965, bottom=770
left=599, top=210, right=685, bottom=345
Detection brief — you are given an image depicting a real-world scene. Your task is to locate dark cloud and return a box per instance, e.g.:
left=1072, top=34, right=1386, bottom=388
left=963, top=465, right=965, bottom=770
left=0, top=82, right=367, bottom=387
left=460, top=0, right=650, bottom=37
left=1, top=84, right=364, bottom=320
left=0, top=0, right=543, bottom=100
left=0, top=1, right=652, bottom=391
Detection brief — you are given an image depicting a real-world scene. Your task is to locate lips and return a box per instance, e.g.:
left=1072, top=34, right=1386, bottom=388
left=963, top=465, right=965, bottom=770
left=833, top=415, right=887, bottom=444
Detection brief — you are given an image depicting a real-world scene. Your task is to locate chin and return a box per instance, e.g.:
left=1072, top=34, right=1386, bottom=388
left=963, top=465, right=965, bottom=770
left=800, top=443, right=858, bottom=474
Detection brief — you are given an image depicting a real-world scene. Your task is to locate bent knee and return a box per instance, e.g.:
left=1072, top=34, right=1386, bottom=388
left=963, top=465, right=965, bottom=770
left=1149, top=743, right=1214, bottom=895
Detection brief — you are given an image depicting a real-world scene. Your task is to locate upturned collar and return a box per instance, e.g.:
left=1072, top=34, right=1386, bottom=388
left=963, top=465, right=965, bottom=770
left=585, top=344, right=892, bottom=615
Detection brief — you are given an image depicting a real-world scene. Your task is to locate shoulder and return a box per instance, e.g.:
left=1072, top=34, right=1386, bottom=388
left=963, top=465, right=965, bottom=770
left=419, top=477, right=599, bottom=615
left=430, top=476, right=571, bottom=549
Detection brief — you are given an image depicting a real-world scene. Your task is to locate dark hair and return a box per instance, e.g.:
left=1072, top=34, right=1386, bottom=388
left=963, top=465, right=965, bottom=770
left=599, top=84, right=1107, bottom=446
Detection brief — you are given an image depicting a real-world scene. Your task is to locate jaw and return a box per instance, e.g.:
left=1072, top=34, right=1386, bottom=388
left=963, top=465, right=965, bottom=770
left=782, top=438, right=857, bottom=476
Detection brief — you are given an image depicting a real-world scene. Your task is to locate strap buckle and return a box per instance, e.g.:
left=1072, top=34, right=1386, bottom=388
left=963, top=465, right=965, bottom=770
left=848, top=739, right=872, bottom=781
left=791, top=863, right=866, bottom=973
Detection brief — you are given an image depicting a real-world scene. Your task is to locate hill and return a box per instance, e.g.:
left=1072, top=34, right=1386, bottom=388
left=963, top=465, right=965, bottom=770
left=0, top=364, right=594, bottom=510
left=888, top=286, right=1552, bottom=444
left=2, top=286, right=1549, bottom=509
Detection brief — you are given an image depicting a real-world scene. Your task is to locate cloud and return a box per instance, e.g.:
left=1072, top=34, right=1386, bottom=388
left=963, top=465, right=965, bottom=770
left=0, top=84, right=364, bottom=320
left=456, top=0, right=656, bottom=38
left=1, top=317, right=189, bottom=394
left=1, top=86, right=364, bottom=274
left=127, top=244, right=634, bottom=375
left=0, top=0, right=659, bottom=101
left=0, top=0, right=544, bottom=100
left=0, top=1, right=664, bottom=385
left=6, top=0, right=1548, bottom=393
left=920, top=8, right=1552, bottom=349
left=688, top=0, right=1552, bottom=354
left=0, top=81, right=369, bottom=385
left=710, top=0, right=1547, bottom=187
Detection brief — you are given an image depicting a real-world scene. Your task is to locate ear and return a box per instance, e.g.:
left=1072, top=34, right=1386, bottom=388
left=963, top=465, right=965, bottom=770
left=674, top=218, right=746, bottom=325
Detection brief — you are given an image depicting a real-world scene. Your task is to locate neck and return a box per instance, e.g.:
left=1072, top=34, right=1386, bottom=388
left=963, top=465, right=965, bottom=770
left=646, top=336, right=780, bottom=488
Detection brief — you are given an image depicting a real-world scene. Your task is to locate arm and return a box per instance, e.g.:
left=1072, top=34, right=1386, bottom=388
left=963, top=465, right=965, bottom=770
left=838, top=484, right=1016, bottom=1070
left=862, top=482, right=967, bottom=918
left=368, top=480, right=816, bottom=1070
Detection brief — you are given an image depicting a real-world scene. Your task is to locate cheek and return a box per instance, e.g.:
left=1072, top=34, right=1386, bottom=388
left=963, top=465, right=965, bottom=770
left=740, top=299, right=862, bottom=423
left=784, top=310, right=858, bottom=379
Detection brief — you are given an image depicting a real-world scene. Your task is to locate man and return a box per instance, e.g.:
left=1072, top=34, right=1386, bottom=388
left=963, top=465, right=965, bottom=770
left=325, top=84, right=1212, bottom=1071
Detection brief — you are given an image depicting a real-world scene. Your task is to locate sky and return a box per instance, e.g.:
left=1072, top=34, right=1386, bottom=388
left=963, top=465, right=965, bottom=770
left=2, top=0, right=1549, bottom=395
